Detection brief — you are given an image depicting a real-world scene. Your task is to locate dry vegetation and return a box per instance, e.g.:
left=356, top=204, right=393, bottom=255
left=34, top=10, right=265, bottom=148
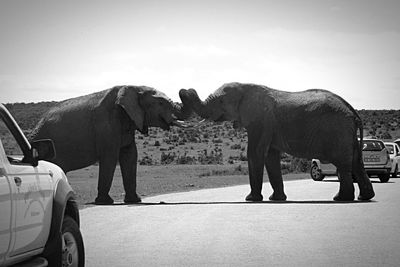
left=3, top=102, right=400, bottom=206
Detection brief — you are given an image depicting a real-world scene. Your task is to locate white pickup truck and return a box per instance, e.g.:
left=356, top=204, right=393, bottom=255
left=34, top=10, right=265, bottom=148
left=0, top=104, right=84, bottom=267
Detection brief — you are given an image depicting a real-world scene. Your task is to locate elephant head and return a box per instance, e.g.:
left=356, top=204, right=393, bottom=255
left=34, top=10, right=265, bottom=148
left=179, top=83, right=263, bottom=129
left=117, top=86, right=192, bottom=134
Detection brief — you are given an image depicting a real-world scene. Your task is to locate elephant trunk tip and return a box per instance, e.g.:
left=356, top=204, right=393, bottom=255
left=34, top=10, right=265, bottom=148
left=178, top=88, right=212, bottom=120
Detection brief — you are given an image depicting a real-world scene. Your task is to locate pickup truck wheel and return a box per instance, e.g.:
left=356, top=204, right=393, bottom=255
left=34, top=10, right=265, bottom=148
left=310, top=163, right=325, bottom=181
left=62, top=216, right=84, bottom=267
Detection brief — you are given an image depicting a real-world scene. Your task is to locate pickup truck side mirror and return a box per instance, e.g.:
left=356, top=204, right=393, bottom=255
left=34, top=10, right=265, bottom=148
left=30, top=139, right=56, bottom=166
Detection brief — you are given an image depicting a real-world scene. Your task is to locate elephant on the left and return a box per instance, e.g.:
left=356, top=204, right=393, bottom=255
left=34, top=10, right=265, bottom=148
left=30, top=85, right=192, bottom=204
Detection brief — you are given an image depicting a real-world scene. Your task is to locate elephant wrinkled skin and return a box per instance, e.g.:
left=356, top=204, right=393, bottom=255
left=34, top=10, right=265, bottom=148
left=30, top=85, right=192, bottom=205
left=179, top=82, right=375, bottom=201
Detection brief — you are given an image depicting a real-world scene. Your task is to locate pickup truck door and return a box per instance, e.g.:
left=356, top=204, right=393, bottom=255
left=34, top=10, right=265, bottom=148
left=0, top=160, right=12, bottom=265
left=6, top=162, right=53, bottom=257
left=0, top=118, right=53, bottom=258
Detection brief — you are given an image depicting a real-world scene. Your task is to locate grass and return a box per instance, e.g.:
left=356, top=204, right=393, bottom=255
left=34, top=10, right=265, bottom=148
left=67, top=164, right=309, bottom=207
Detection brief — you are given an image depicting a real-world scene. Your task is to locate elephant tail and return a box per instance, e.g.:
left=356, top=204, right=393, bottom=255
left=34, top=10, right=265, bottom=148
left=358, top=118, right=363, bottom=153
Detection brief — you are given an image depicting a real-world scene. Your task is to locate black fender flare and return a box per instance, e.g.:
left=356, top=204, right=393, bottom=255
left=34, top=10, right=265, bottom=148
left=42, top=178, right=79, bottom=266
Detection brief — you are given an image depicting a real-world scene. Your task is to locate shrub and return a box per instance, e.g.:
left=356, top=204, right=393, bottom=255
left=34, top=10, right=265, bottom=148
left=380, top=131, right=392, bottom=140
left=161, top=152, right=176, bottom=164
left=230, top=143, right=242, bottom=150
left=212, top=138, right=223, bottom=144
left=198, top=149, right=223, bottom=164
left=239, top=152, right=247, bottom=161
left=139, top=155, right=154, bottom=165
left=199, top=164, right=248, bottom=177
left=176, top=152, right=196, bottom=164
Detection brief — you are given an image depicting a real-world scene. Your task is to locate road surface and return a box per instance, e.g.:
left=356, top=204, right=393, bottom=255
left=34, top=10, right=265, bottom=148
left=80, top=177, right=400, bottom=266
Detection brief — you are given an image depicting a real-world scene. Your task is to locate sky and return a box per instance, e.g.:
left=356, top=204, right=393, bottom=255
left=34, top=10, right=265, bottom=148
left=0, top=0, right=399, bottom=109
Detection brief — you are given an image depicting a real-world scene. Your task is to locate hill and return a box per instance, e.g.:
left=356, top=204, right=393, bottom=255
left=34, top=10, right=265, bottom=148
left=2, top=102, right=400, bottom=174
left=4, top=102, right=57, bottom=133
left=358, top=109, right=400, bottom=140
left=5, top=102, right=400, bottom=140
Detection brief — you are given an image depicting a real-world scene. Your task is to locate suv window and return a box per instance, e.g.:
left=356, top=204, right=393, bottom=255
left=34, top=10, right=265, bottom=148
left=363, top=140, right=384, bottom=151
left=386, top=144, right=394, bottom=154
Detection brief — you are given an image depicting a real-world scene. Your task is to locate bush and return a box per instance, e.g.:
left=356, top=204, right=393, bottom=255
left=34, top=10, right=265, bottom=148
left=161, top=152, right=176, bottom=164
left=280, top=153, right=310, bottom=174
left=199, top=164, right=248, bottom=177
left=212, top=138, right=223, bottom=144
left=380, top=131, right=392, bottom=140
left=176, top=152, right=196, bottom=165
left=230, top=143, right=242, bottom=150
left=239, top=152, right=247, bottom=161
left=198, top=149, right=223, bottom=165
left=139, top=155, right=154, bottom=165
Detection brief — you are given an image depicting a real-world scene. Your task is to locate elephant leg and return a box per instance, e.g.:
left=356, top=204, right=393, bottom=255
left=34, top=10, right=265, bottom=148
left=334, top=166, right=355, bottom=201
left=119, top=142, right=142, bottom=203
left=95, top=149, right=119, bottom=205
left=245, top=129, right=267, bottom=202
left=265, top=148, right=287, bottom=201
left=352, top=145, right=375, bottom=201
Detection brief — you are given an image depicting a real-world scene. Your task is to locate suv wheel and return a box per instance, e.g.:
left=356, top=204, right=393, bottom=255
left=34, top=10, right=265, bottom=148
left=62, top=216, right=85, bottom=267
left=378, top=173, right=390, bottom=183
left=310, top=163, right=325, bottom=181
left=392, top=165, right=398, bottom=178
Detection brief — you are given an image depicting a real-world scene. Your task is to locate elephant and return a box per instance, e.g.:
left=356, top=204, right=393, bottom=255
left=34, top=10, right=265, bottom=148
left=179, top=82, right=375, bottom=202
left=30, top=85, right=192, bottom=205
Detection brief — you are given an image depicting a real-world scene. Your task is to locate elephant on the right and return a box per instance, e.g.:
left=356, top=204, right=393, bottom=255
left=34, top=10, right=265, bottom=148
left=179, top=82, right=375, bottom=202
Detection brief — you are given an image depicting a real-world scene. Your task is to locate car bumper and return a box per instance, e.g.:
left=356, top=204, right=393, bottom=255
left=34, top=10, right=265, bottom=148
left=365, top=167, right=391, bottom=175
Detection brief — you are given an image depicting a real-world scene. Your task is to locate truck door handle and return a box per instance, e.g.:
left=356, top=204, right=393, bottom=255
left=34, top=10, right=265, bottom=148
left=14, top=177, right=22, bottom=187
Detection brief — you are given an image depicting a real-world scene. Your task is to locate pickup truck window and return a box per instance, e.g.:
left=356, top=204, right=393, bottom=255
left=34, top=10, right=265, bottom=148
left=0, top=119, right=23, bottom=163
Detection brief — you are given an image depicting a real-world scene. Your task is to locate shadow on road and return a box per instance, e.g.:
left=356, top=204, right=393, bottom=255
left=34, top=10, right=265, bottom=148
left=321, top=179, right=394, bottom=184
left=123, top=199, right=376, bottom=206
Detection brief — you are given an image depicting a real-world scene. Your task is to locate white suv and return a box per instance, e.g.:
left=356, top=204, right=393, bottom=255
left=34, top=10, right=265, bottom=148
left=311, top=138, right=391, bottom=183
left=0, top=104, right=84, bottom=266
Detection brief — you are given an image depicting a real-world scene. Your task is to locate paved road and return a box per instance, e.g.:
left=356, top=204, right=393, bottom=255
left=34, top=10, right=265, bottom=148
left=81, top=177, right=400, bottom=266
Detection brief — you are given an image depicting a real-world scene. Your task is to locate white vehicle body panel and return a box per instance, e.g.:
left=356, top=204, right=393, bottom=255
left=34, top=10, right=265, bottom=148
left=0, top=167, right=12, bottom=266
left=384, top=142, right=400, bottom=174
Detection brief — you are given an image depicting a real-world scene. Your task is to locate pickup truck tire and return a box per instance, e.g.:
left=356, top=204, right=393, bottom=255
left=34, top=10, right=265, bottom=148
left=61, top=216, right=85, bottom=267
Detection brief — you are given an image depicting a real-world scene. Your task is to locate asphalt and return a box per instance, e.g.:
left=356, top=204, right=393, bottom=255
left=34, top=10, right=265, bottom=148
left=80, top=177, right=400, bottom=267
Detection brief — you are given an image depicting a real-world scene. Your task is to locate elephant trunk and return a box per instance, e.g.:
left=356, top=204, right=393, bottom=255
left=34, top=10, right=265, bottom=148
left=171, top=100, right=192, bottom=121
left=179, top=89, right=213, bottom=119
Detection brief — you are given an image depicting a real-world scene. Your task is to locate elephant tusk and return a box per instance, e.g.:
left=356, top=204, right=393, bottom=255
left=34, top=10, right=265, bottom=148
left=171, top=120, right=190, bottom=128
left=198, top=119, right=206, bottom=124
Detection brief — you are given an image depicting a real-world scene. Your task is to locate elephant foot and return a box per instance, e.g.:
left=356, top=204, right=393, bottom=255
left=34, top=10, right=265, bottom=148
left=124, top=193, right=142, bottom=204
left=333, top=192, right=355, bottom=202
left=358, top=184, right=375, bottom=201
left=245, top=192, right=263, bottom=202
left=358, top=190, right=375, bottom=201
left=269, top=192, right=287, bottom=201
left=95, top=195, right=114, bottom=205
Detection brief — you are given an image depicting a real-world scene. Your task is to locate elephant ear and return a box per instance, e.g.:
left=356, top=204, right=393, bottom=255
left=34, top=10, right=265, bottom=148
left=115, top=86, right=148, bottom=134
